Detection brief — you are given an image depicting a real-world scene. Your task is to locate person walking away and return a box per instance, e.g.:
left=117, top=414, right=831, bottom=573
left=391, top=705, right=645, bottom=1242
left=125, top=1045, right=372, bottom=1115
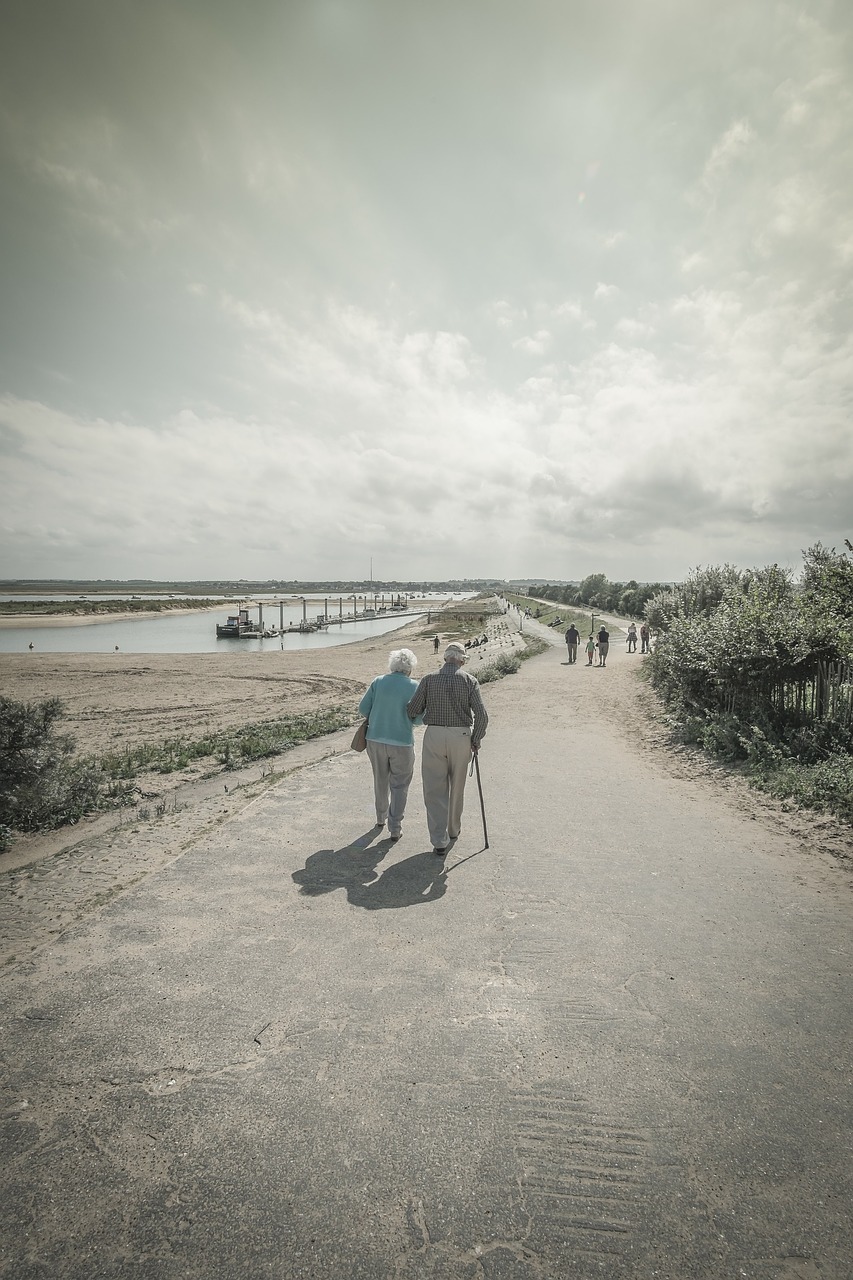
left=585, top=634, right=596, bottom=665
left=433, top=634, right=440, bottom=653
left=564, top=623, right=580, bottom=664
left=597, top=625, right=610, bottom=667
left=640, top=622, right=650, bottom=653
left=358, top=648, right=422, bottom=840
left=626, top=622, right=637, bottom=653
left=406, top=642, right=488, bottom=856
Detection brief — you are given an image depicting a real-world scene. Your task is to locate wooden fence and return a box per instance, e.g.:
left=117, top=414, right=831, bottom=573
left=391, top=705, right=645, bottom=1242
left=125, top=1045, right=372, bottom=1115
left=717, top=660, right=853, bottom=727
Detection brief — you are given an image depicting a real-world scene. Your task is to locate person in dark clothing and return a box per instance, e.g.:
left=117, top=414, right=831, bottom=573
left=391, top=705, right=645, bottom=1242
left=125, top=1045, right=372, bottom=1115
left=597, top=625, right=610, bottom=667
left=564, top=623, right=580, bottom=664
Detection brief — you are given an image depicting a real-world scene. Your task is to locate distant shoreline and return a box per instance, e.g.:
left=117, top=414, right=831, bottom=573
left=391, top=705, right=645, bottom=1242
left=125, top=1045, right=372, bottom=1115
left=0, top=604, right=224, bottom=630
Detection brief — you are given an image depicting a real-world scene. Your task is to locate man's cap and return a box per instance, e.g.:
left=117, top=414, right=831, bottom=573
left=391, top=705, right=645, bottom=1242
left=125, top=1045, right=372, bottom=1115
left=444, top=643, right=467, bottom=662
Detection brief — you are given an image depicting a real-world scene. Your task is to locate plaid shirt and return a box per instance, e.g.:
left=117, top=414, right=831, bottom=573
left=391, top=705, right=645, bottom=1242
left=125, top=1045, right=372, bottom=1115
left=407, top=663, right=489, bottom=746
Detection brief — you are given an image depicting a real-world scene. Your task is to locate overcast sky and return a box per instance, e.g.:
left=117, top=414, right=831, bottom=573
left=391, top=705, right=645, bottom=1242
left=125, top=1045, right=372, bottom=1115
left=1, top=0, right=851, bottom=583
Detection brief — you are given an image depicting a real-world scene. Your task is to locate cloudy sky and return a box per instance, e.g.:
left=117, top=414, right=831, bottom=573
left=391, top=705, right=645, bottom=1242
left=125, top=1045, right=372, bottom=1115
left=1, top=0, right=851, bottom=583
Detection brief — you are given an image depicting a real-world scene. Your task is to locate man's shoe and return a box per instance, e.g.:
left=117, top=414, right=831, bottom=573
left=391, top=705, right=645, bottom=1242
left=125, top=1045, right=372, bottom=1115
left=433, top=846, right=448, bottom=856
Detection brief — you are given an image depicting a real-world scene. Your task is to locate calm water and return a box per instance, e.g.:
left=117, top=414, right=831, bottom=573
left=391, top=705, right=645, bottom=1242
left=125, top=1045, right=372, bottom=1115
left=0, top=608, right=430, bottom=655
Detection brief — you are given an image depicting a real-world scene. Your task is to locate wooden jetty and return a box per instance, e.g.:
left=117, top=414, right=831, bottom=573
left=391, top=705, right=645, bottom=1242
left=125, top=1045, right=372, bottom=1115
left=215, top=593, right=420, bottom=640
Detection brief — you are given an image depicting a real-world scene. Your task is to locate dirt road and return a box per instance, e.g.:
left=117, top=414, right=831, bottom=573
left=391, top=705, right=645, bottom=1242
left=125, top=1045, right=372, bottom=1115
left=1, top=628, right=851, bottom=1279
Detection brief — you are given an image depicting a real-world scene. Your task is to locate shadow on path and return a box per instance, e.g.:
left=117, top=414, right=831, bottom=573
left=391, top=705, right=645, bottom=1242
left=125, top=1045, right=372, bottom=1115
left=292, top=830, right=449, bottom=910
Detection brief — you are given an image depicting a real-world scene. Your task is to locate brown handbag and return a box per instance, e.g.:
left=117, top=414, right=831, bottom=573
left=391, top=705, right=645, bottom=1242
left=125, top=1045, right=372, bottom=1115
left=351, top=719, right=369, bottom=752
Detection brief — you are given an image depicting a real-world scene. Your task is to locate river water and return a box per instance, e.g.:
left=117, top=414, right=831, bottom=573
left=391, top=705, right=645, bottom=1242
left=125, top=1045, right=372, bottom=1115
left=0, top=594, right=458, bottom=655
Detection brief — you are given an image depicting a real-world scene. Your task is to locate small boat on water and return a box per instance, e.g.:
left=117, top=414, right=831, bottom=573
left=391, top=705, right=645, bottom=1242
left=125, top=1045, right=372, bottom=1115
left=216, top=607, right=329, bottom=638
left=216, top=608, right=261, bottom=638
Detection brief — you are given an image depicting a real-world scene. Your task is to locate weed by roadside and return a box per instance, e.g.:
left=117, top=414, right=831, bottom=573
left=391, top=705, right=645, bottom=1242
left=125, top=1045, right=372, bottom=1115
left=476, top=635, right=549, bottom=683
left=98, top=706, right=359, bottom=779
left=642, top=666, right=853, bottom=827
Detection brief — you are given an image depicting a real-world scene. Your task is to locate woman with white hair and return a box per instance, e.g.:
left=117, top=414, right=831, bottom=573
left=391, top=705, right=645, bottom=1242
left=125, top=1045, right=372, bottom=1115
left=357, top=648, right=423, bottom=840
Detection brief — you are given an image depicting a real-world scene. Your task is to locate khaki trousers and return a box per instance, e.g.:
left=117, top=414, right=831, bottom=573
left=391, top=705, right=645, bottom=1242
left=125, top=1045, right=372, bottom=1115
left=421, top=725, right=472, bottom=848
left=366, top=740, right=415, bottom=834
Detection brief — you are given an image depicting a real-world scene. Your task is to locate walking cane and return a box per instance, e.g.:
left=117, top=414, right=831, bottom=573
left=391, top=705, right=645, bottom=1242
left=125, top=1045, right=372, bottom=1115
left=471, top=750, right=489, bottom=849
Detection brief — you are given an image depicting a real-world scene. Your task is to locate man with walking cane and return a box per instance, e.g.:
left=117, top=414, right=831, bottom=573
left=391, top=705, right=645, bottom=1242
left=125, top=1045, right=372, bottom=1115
left=407, top=642, right=489, bottom=856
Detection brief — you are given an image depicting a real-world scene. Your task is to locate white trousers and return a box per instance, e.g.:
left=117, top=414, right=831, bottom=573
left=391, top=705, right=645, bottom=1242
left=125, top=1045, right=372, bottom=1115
left=421, top=725, right=472, bottom=848
left=366, top=740, right=415, bottom=834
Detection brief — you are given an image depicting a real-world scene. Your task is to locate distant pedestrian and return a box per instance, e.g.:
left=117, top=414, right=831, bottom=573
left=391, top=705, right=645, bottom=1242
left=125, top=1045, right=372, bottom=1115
left=597, top=626, right=610, bottom=667
left=626, top=623, right=637, bottom=653
left=433, top=635, right=440, bottom=653
left=585, top=635, right=596, bottom=665
left=407, top=643, right=488, bottom=856
left=564, top=623, right=580, bottom=664
left=358, top=649, right=422, bottom=840
left=640, top=622, right=650, bottom=653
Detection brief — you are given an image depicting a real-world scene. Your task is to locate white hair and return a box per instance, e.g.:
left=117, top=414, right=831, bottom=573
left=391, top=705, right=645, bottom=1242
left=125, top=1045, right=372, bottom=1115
left=444, top=643, right=467, bottom=664
left=388, top=648, right=418, bottom=674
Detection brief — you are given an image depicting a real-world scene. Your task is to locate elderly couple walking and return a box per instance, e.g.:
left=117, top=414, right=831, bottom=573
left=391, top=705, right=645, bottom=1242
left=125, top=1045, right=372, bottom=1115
left=357, top=643, right=489, bottom=856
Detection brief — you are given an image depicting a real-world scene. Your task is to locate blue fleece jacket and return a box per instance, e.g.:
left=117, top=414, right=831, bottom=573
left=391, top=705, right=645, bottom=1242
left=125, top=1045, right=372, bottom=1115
left=358, top=672, right=423, bottom=747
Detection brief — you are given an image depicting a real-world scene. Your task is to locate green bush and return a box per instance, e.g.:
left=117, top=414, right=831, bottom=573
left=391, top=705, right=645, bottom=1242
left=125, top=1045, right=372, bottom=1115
left=749, top=751, right=853, bottom=823
left=477, top=652, right=522, bottom=683
left=0, top=696, right=103, bottom=833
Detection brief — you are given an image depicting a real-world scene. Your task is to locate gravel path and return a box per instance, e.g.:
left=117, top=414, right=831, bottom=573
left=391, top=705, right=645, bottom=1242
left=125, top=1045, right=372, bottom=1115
left=1, top=627, right=851, bottom=1279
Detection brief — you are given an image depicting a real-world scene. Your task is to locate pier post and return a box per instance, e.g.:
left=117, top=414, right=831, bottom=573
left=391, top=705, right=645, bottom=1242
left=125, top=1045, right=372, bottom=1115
left=258, top=602, right=264, bottom=632
left=302, top=597, right=307, bottom=625
left=279, top=602, right=284, bottom=632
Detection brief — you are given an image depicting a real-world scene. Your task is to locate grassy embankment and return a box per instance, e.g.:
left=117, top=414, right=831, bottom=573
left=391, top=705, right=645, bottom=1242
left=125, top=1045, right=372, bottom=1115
left=503, top=592, right=598, bottom=634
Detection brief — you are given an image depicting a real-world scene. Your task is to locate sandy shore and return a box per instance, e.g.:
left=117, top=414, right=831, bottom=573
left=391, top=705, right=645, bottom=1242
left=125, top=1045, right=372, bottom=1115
left=0, top=610, right=512, bottom=759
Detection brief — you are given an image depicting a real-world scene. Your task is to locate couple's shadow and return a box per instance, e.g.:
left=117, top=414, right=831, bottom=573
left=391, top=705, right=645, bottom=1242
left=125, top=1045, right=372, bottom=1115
left=292, top=828, right=448, bottom=910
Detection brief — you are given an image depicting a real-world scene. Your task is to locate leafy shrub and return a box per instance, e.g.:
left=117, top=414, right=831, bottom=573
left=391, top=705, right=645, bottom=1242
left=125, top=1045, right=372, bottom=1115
left=477, top=653, right=520, bottom=684
left=0, top=696, right=103, bottom=833
left=749, top=751, right=853, bottom=823
left=644, top=542, right=853, bottom=826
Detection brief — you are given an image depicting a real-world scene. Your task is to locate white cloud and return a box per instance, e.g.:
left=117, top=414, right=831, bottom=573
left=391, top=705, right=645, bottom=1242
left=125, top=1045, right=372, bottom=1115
left=2, top=2, right=852, bottom=580
left=513, top=330, right=551, bottom=356
left=699, top=119, right=755, bottom=192
left=615, top=317, right=654, bottom=341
